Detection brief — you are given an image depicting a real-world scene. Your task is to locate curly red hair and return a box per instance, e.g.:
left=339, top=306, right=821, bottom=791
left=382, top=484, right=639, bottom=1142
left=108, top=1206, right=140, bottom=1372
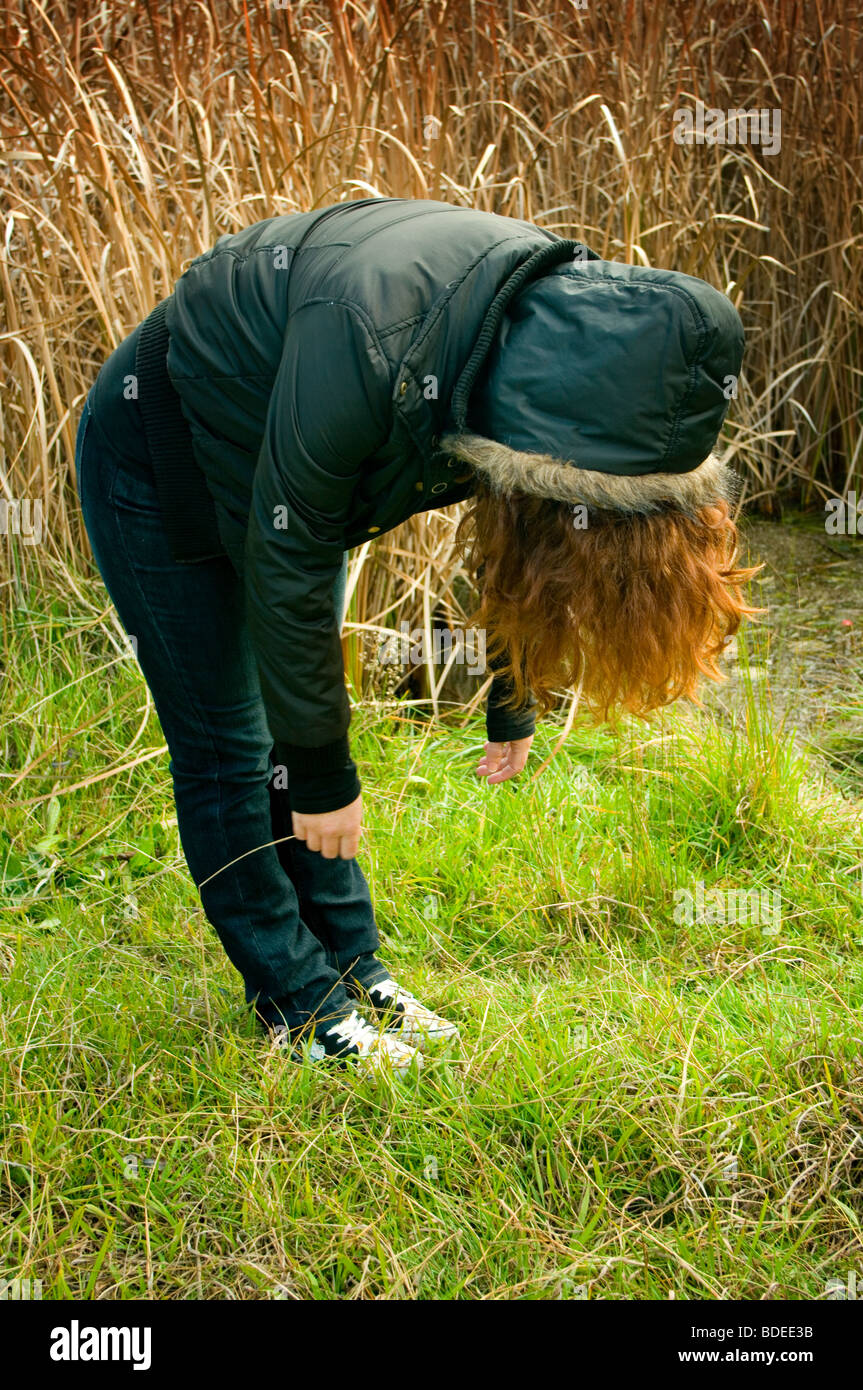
left=455, top=481, right=762, bottom=723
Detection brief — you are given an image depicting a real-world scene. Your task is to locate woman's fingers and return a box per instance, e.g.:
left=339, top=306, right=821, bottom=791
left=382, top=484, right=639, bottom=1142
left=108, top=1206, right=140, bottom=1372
left=302, top=828, right=358, bottom=858
left=487, top=752, right=515, bottom=783
left=476, top=741, right=504, bottom=777
left=504, top=740, right=532, bottom=776
left=291, top=794, right=363, bottom=859
left=475, top=736, right=534, bottom=783
left=317, top=832, right=359, bottom=860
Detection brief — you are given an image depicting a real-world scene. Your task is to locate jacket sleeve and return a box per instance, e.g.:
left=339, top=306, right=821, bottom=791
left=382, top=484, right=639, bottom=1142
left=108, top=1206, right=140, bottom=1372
left=243, top=300, right=391, bottom=814
left=473, top=562, right=538, bottom=742
left=486, top=651, right=538, bottom=743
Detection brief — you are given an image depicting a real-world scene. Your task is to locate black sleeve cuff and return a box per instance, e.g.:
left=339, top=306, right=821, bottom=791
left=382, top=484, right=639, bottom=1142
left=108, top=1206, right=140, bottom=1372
left=288, top=762, right=362, bottom=814
left=273, top=735, right=361, bottom=814
left=486, top=670, right=537, bottom=744
left=274, top=733, right=353, bottom=776
left=486, top=708, right=537, bottom=743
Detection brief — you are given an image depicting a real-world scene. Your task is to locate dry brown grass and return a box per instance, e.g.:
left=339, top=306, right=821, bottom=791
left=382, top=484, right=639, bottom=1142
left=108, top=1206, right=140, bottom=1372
left=1, top=0, right=860, bottom=697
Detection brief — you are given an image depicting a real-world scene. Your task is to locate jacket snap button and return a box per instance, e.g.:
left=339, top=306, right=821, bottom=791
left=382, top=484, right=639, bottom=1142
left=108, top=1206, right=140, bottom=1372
left=431, top=482, right=447, bottom=494
left=368, top=525, right=381, bottom=533
left=414, top=480, right=424, bottom=492
left=431, top=434, right=440, bottom=447
left=447, top=457, right=458, bottom=468
left=399, top=381, right=408, bottom=396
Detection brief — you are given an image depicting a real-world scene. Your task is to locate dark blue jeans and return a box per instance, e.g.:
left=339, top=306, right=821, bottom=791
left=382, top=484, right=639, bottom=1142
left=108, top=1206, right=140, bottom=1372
left=74, top=392, right=380, bottom=1032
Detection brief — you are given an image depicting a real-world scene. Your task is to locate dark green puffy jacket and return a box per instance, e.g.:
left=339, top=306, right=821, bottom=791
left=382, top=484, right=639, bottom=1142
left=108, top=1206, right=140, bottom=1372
left=112, top=196, right=744, bottom=811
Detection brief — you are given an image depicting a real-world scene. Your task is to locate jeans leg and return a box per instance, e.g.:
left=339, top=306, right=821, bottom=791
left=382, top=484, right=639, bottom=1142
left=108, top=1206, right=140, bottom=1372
left=260, top=547, right=383, bottom=1008
left=267, top=764, right=381, bottom=967
left=75, top=395, right=349, bottom=1028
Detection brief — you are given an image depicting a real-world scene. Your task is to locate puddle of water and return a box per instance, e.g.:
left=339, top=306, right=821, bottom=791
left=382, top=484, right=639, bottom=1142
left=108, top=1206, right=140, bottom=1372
left=708, top=515, right=863, bottom=791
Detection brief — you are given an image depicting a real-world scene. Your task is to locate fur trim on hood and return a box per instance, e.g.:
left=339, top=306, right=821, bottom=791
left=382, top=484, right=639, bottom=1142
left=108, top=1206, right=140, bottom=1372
left=440, top=430, right=740, bottom=517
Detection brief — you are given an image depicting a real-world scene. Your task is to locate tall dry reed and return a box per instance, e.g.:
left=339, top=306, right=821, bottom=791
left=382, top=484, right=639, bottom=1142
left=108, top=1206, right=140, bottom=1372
left=1, top=0, right=860, bottom=702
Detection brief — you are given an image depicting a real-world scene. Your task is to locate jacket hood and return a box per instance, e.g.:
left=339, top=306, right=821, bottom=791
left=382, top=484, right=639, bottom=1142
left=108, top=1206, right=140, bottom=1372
left=443, top=257, right=745, bottom=514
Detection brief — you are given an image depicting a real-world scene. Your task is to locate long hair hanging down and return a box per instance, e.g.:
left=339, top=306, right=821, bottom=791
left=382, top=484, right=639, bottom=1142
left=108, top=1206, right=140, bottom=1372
left=455, top=478, right=762, bottom=723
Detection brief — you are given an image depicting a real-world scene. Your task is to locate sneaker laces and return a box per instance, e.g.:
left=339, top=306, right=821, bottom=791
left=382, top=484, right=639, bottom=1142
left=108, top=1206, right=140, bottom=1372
left=323, top=1008, right=377, bottom=1055
left=371, top=978, right=440, bottom=1024
left=371, top=977, right=415, bottom=1006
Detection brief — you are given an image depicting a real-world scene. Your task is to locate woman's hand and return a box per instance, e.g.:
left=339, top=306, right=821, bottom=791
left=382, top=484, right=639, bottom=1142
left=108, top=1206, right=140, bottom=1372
left=292, top=793, right=363, bottom=860
left=475, top=736, right=534, bottom=785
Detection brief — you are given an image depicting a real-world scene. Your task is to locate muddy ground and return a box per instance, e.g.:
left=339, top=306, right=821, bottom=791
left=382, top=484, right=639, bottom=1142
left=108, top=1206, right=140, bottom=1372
left=714, top=515, right=863, bottom=792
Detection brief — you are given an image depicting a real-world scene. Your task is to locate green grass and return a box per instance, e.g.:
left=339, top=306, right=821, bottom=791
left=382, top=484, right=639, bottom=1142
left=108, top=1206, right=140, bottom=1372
left=1, top=584, right=862, bottom=1300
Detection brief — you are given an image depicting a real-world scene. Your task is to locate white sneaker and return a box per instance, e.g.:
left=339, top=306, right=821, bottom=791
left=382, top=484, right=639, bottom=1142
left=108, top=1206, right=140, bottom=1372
left=273, top=1008, right=423, bottom=1074
left=355, top=977, right=460, bottom=1052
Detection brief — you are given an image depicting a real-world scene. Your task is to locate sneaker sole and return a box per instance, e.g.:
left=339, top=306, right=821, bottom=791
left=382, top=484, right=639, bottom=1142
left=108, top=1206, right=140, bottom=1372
left=281, top=1036, right=424, bottom=1074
